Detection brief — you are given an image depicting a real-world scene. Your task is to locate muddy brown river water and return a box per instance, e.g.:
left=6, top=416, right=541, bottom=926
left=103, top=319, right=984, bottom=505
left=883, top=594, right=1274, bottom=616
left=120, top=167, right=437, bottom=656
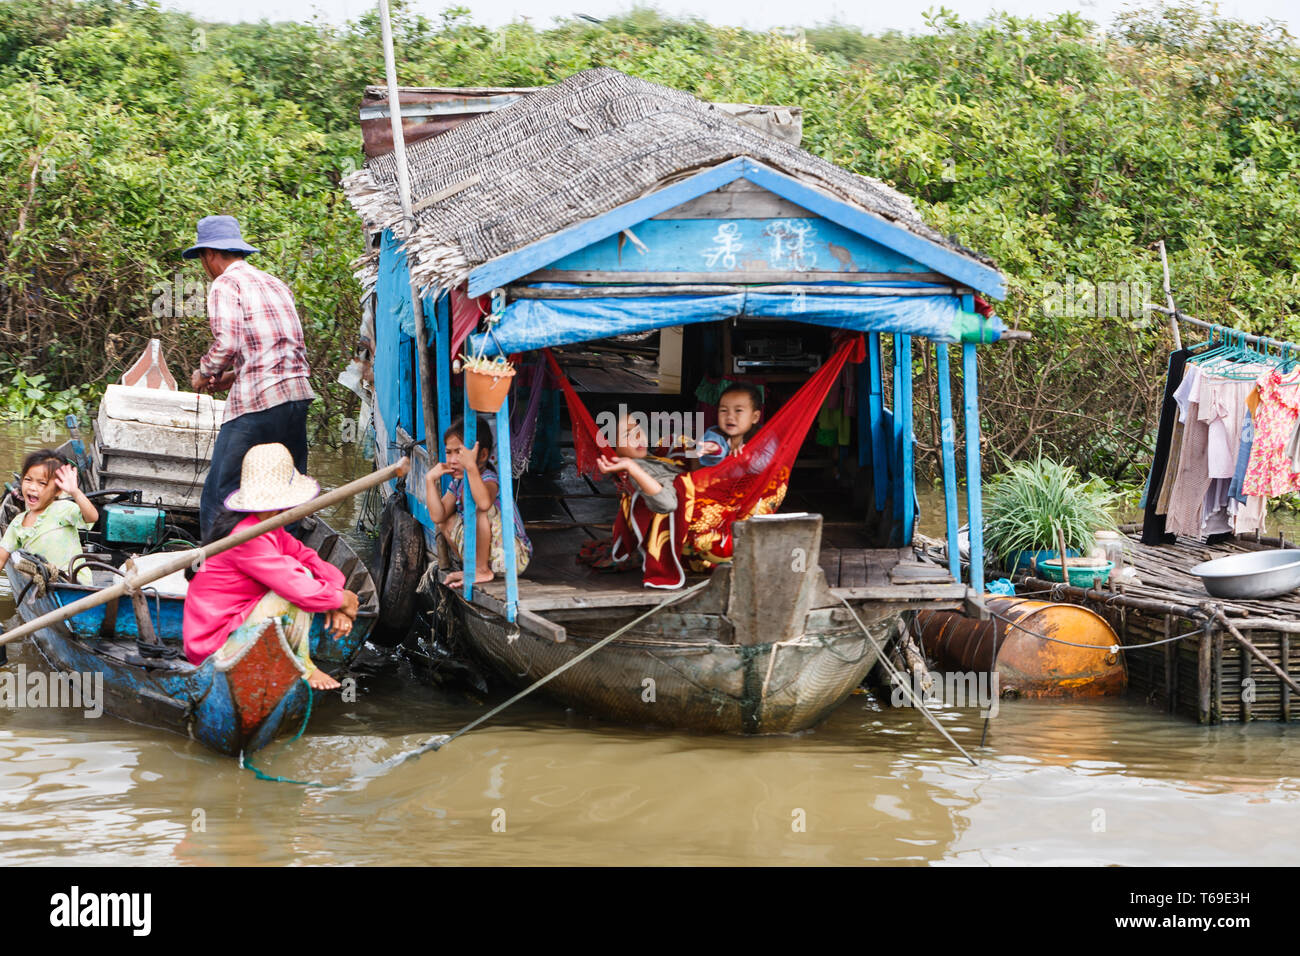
left=1, top=420, right=1296, bottom=865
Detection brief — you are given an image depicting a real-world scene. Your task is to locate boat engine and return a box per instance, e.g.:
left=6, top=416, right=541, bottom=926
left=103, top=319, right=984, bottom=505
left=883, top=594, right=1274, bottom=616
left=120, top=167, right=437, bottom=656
left=101, top=503, right=167, bottom=548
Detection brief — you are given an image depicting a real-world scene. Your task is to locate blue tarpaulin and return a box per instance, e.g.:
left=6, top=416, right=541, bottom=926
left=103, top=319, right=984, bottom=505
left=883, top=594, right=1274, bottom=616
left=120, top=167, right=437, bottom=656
left=469, top=290, right=1002, bottom=355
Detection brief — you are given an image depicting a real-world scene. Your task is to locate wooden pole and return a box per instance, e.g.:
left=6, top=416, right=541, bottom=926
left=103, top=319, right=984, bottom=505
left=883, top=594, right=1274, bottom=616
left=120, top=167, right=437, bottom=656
left=0, top=458, right=410, bottom=647
left=1213, top=610, right=1300, bottom=699
left=1157, top=239, right=1183, bottom=351
left=378, top=0, right=438, bottom=451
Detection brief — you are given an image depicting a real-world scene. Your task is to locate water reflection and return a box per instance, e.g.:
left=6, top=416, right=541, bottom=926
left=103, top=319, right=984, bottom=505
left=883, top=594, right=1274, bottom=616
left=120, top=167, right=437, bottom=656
left=1, top=421, right=1297, bottom=865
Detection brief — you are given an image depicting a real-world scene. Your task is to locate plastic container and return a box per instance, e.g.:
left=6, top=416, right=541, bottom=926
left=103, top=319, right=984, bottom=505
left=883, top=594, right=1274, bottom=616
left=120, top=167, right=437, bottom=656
left=1035, top=557, right=1114, bottom=588
left=1004, top=548, right=1080, bottom=575
left=1093, top=530, right=1126, bottom=571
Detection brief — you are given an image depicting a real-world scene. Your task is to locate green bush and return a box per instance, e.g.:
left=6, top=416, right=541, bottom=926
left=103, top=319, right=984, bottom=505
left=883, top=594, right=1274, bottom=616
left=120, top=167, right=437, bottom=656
left=0, top=0, right=1296, bottom=475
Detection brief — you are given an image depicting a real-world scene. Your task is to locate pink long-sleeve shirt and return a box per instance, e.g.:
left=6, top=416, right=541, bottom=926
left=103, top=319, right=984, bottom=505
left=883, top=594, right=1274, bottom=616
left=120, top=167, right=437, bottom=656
left=182, top=515, right=347, bottom=665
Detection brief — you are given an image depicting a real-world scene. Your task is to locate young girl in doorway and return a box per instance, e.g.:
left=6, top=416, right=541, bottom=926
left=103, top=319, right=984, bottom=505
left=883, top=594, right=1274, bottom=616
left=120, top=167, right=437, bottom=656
left=425, top=419, right=532, bottom=588
left=0, top=449, right=98, bottom=583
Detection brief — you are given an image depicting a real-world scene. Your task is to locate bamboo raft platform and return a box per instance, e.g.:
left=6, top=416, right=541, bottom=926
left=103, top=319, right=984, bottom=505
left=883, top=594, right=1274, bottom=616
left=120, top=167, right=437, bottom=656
left=1015, top=528, right=1300, bottom=723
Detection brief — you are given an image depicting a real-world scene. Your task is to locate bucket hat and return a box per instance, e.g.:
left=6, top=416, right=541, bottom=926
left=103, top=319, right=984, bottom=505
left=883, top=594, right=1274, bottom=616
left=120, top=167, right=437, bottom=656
left=182, top=215, right=259, bottom=259
left=223, top=444, right=319, bottom=512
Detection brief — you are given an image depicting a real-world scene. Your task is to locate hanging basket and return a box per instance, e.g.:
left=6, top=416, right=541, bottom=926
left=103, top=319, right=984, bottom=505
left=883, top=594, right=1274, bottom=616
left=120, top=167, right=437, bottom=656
left=463, top=358, right=516, bottom=413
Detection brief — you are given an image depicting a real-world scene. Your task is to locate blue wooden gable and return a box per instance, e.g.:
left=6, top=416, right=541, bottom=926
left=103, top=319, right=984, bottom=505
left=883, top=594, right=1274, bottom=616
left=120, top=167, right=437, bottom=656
left=466, top=157, right=1005, bottom=298
left=543, top=215, right=936, bottom=278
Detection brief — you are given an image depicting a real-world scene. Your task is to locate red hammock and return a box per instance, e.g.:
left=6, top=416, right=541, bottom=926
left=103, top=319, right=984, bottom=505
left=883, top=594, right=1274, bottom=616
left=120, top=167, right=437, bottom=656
left=544, top=333, right=866, bottom=586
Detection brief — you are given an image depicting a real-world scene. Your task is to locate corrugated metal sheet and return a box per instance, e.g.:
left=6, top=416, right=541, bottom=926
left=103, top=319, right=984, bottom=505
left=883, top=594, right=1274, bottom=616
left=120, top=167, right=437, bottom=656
left=359, top=85, right=803, bottom=158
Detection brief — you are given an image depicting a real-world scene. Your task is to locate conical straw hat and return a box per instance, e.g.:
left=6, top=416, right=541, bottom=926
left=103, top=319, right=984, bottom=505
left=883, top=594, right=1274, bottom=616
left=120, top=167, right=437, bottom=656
left=223, top=443, right=319, bottom=512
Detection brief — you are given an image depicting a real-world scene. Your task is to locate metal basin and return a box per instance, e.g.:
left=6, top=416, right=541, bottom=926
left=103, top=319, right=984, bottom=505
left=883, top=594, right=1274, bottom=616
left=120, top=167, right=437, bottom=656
left=1190, top=549, right=1300, bottom=599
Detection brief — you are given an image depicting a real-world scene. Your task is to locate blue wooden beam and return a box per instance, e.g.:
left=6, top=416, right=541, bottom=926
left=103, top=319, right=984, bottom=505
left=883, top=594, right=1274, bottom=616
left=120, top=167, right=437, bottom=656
left=867, top=332, right=887, bottom=513
left=738, top=160, right=1007, bottom=300
left=461, top=401, right=477, bottom=601
left=935, top=342, right=961, bottom=581
left=467, top=157, right=750, bottom=296
left=962, top=340, right=985, bottom=594
left=496, top=402, right=518, bottom=623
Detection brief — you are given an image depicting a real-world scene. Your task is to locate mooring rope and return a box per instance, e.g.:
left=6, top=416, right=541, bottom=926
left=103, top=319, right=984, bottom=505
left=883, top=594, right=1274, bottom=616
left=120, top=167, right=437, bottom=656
left=836, top=596, right=978, bottom=767
left=240, top=688, right=321, bottom=786
left=371, top=578, right=713, bottom=772
left=985, top=606, right=1201, bottom=653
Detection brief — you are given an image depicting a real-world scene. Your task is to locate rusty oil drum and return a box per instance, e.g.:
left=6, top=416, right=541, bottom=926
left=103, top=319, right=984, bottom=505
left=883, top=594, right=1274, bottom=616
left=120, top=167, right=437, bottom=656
left=916, top=597, right=1126, bottom=698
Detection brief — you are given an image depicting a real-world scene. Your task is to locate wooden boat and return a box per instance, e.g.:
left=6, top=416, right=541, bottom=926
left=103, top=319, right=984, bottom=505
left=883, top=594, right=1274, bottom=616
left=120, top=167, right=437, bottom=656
left=442, top=514, right=927, bottom=733
left=347, top=69, right=1008, bottom=734
left=1, top=490, right=377, bottom=755
left=1, top=351, right=380, bottom=757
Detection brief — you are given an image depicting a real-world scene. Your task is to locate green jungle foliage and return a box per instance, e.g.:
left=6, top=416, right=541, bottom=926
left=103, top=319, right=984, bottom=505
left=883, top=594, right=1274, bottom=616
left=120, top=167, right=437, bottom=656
left=0, top=0, right=1296, bottom=479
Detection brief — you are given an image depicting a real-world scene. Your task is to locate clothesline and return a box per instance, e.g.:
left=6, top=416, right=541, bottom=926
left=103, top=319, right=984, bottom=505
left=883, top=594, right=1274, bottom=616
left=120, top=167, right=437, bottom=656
left=1141, top=320, right=1300, bottom=545
left=1148, top=305, right=1300, bottom=356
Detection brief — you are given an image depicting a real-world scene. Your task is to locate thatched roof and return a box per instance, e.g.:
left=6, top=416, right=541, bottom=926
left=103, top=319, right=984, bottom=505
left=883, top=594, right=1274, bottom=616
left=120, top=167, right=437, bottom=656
left=343, top=67, right=996, bottom=296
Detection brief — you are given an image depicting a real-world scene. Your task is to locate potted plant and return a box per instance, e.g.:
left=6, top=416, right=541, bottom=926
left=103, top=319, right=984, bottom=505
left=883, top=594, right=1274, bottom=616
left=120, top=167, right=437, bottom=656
left=982, top=456, right=1119, bottom=577
left=457, top=352, right=516, bottom=413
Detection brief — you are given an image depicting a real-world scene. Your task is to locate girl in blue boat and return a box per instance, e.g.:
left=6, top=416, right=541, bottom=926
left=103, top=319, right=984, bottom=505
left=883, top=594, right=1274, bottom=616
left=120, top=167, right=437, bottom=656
left=182, top=443, right=358, bottom=690
left=0, top=449, right=98, bottom=584
left=424, top=418, right=532, bottom=588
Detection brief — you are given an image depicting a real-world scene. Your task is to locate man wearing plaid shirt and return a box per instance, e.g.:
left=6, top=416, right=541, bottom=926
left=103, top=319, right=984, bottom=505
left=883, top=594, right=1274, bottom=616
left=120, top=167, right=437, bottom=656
left=184, top=215, right=316, bottom=541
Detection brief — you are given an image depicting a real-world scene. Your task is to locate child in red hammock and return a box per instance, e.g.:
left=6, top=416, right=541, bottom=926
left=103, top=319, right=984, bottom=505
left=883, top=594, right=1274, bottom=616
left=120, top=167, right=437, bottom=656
left=596, top=414, right=690, bottom=586
left=595, top=415, right=683, bottom=513
left=695, top=383, right=764, bottom=468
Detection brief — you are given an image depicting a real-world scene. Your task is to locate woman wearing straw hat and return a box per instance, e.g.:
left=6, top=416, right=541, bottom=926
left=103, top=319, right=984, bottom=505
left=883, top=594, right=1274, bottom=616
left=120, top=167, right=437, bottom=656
left=182, top=444, right=359, bottom=690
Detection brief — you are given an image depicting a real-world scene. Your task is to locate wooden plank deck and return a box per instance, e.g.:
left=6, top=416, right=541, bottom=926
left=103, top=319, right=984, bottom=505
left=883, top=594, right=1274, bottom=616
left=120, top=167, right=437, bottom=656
left=471, top=526, right=965, bottom=614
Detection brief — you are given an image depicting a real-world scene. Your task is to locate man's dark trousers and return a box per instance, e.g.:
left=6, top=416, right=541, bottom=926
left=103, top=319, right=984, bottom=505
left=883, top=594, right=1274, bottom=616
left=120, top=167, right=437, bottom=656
left=199, top=399, right=311, bottom=540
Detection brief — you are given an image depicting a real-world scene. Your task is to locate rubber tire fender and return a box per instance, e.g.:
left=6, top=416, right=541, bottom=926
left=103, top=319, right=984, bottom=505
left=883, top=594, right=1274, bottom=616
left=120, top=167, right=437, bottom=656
left=378, top=502, right=426, bottom=636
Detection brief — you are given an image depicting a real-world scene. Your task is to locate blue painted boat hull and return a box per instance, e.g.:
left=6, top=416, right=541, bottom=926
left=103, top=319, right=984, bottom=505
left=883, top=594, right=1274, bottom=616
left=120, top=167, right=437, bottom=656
left=2, top=515, right=378, bottom=757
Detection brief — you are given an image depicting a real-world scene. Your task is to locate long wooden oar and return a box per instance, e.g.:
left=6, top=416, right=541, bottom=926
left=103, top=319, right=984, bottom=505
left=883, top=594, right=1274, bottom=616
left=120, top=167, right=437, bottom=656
left=0, top=458, right=409, bottom=646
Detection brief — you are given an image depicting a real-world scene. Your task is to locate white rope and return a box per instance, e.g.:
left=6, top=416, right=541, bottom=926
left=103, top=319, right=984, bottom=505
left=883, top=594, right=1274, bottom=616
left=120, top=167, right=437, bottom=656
left=837, top=597, right=978, bottom=767
left=377, top=578, right=712, bottom=769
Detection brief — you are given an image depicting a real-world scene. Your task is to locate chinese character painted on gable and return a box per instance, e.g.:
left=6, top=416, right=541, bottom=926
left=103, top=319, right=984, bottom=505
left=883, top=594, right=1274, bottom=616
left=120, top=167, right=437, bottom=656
left=702, top=222, right=743, bottom=269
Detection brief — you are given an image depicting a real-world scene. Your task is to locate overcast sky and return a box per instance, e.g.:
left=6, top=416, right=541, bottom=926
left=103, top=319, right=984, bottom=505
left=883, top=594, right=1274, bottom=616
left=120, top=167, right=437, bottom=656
left=161, top=0, right=1294, bottom=33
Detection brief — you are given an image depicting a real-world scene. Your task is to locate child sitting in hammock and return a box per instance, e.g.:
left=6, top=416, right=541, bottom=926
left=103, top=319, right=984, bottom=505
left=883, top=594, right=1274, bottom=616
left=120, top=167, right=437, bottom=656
left=425, top=418, right=532, bottom=588
left=696, top=383, right=764, bottom=468
left=595, top=415, right=684, bottom=514
left=594, top=413, right=693, bottom=586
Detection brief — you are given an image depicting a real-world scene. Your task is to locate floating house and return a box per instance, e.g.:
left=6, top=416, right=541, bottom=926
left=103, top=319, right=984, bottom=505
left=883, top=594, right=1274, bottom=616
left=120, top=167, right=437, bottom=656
left=344, top=68, right=1011, bottom=732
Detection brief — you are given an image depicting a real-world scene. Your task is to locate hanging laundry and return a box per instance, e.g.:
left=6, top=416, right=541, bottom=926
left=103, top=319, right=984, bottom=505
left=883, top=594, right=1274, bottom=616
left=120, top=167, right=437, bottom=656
left=1242, top=366, right=1300, bottom=497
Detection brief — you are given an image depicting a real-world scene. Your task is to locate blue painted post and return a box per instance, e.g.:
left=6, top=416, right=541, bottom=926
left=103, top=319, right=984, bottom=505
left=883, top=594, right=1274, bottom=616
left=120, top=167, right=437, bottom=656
left=867, top=332, right=887, bottom=513
left=935, top=343, right=961, bottom=580
left=962, top=341, right=985, bottom=594
left=495, top=402, right=518, bottom=623
left=461, top=399, right=477, bottom=601
left=856, top=359, right=869, bottom=469
left=433, top=292, right=453, bottom=495
left=899, top=334, right=915, bottom=547
left=891, top=334, right=904, bottom=530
